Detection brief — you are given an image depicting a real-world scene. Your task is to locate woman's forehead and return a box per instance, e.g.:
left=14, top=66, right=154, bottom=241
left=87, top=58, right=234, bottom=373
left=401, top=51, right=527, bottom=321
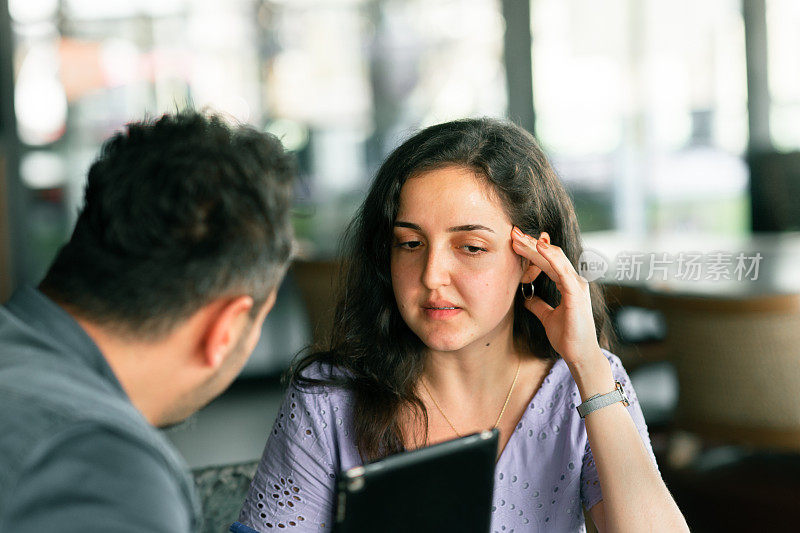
left=396, top=166, right=508, bottom=226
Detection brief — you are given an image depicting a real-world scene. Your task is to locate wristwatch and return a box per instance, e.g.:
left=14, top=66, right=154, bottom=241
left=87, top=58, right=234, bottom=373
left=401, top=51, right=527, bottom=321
left=576, top=380, right=629, bottom=418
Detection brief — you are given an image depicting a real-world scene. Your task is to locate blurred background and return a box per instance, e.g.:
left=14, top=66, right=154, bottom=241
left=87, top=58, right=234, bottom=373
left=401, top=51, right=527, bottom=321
left=1, top=1, right=798, bottom=531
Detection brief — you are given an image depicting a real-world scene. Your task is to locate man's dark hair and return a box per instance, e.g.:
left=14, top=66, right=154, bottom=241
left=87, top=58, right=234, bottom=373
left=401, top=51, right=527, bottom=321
left=40, top=110, right=295, bottom=339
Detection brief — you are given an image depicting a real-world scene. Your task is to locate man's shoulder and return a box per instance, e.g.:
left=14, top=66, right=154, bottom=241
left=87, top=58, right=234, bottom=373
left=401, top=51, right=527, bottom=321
left=0, top=356, right=159, bottom=452
left=0, top=355, right=199, bottom=529
left=0, top=423, right=197, bottom=531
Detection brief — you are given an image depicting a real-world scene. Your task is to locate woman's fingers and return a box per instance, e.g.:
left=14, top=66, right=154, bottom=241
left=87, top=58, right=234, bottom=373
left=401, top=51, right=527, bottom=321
left=511, top=227, right=558, bottom=281
left=523, top=294, right=555, bottom=322
left=533, top=238, right=587, bottom=296
left=512, top=227, right=583, bottom=295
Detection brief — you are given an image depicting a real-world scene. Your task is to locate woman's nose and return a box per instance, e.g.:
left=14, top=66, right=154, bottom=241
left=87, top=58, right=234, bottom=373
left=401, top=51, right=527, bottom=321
left=421, top=247, right=452, bottom=290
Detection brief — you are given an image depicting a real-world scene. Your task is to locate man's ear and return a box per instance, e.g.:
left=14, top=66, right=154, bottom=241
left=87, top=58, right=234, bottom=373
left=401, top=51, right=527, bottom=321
left=203, top=295, right=255, bottom=369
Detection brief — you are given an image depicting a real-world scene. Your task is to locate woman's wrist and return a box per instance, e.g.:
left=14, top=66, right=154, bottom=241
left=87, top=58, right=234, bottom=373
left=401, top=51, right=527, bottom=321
left=566, top=348, right=615, bottom=402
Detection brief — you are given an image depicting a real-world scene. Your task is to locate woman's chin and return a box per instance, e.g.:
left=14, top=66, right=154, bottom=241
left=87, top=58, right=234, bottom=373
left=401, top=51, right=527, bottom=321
left=418, top=333, right=473, bottom=353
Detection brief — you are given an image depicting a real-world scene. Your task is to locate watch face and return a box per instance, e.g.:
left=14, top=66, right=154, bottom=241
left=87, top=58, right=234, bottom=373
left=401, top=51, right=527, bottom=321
left=615, top=381, right=630, bottom=407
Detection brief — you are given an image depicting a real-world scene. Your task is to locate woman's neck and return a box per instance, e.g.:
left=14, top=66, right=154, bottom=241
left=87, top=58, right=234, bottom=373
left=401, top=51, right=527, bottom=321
left=422, top=320, right=522, bottom=402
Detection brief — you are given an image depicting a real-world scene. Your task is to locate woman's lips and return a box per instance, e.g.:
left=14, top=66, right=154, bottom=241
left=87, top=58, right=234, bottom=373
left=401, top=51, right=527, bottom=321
left=422, top=306, right=462, bottom=319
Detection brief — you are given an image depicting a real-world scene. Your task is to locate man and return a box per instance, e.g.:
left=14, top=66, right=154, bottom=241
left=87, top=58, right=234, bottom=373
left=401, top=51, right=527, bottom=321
left=0, top=111, right=295, bottom=531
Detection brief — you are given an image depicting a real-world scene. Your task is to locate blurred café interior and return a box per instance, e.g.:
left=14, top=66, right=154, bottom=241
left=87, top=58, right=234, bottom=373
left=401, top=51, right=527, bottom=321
left=1, top=0, right=799, bottom=531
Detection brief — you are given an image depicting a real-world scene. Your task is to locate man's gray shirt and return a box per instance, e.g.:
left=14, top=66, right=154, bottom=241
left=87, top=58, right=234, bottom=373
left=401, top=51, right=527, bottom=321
left=0, top=287, right=201, bottom=531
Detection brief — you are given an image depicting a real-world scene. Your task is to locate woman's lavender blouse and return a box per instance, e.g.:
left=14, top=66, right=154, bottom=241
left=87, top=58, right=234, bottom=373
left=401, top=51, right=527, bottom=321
left=239, top=351, right=657, bottom=532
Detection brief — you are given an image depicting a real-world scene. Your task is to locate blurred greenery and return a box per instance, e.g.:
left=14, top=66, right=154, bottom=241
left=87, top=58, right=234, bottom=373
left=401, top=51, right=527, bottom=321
left=571, top=189, right=615, bottom=233
left=648, top=194, right=750, bottom=236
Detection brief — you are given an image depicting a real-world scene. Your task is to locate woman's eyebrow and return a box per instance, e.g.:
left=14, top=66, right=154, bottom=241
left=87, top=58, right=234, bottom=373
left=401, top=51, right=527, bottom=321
left=393, top=221, right=495, bottom=233
left=447, top=224, right=495, bottom=234
left=393, top=221, right=420, bottom=230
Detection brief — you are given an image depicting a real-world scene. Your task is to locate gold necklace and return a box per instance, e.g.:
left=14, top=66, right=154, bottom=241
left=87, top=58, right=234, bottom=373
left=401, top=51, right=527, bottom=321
left=422, top=357, right=521, bottom=438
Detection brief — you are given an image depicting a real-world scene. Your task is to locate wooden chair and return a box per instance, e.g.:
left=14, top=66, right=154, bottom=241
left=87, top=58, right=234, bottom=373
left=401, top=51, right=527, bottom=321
left=650, top=292, right=800, bottom=451
left=290, top=259, right=341, bottom=348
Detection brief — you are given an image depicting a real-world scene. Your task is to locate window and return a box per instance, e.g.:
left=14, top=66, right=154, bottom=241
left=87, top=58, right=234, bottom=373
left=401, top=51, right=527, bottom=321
left=767, top=0, right=800, bottom=150
left=530, top=0, right=749, bottom=235
left=6, top=0, right=506, bottom=282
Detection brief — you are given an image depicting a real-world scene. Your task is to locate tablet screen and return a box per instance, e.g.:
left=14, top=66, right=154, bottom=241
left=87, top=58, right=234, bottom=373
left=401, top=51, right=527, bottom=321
left=333, top=429, right=499, bottom=533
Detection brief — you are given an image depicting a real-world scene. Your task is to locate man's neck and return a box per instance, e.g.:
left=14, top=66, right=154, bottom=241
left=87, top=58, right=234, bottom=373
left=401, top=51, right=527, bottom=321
left=68, top=313, right=176, bottom=427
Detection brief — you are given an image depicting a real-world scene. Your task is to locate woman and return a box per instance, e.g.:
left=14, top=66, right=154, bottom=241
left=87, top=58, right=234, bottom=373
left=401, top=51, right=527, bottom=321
left=238, top=118, right=687, bottom=531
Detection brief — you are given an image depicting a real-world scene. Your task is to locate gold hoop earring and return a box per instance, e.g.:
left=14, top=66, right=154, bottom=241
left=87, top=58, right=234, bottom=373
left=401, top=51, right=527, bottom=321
left=520, top=282, right=534, bottom=300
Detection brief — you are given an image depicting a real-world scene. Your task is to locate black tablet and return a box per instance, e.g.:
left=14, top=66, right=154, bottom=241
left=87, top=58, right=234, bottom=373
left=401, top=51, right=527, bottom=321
left=333, top=428, right=499, bottom=533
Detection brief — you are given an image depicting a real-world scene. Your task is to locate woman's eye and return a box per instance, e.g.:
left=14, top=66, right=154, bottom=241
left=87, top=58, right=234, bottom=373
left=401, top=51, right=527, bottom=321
left=462, top=245, right=488, bottom=254
left=397, top=241, right=422, bottom=250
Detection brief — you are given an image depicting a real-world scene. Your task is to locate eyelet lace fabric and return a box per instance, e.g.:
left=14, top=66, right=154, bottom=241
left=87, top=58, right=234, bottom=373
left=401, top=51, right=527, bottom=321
left=238, top=352, right=656, bottom=532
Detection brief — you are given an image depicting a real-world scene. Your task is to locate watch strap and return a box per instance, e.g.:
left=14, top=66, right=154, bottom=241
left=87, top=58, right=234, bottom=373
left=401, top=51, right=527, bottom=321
left=576, top=380, right=629, bottom=418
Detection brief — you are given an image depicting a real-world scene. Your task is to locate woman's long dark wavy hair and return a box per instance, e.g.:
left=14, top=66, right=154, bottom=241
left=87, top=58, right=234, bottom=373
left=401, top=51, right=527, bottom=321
left=288, top=118, right=611, bottom=462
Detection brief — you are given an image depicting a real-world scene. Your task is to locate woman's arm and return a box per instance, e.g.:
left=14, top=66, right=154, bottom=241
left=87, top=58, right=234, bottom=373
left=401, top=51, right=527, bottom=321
left=511, top=227, right=688, bottom=532
left=571, top=350, right=687, bottom=532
